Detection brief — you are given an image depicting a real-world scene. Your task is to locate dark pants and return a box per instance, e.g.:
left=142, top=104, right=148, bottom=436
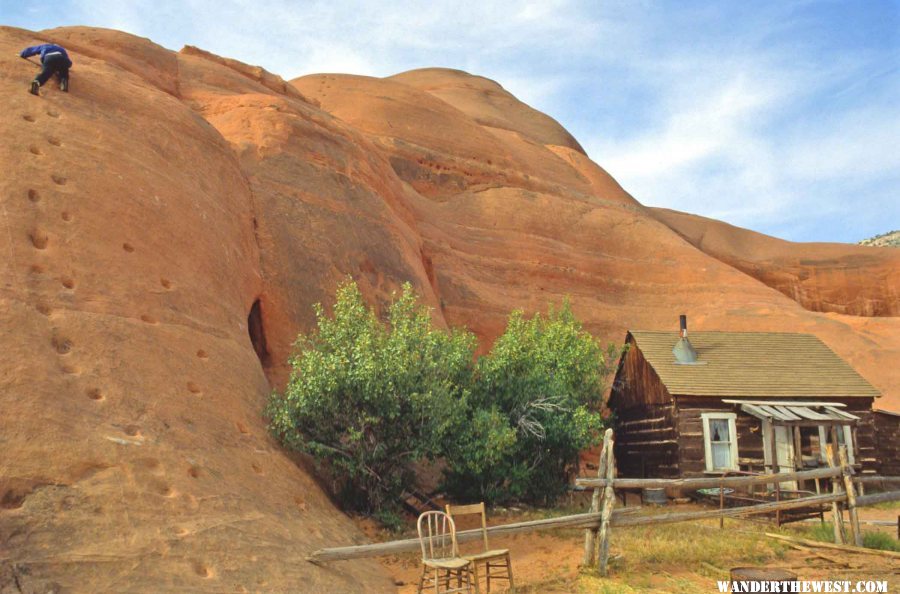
left=35, top=53, right=72, bottom=87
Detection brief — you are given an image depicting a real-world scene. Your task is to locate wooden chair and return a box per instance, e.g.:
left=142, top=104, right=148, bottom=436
left=416, top=511, right=476, bottom=594
left=445, top=503, right=514, bottom=593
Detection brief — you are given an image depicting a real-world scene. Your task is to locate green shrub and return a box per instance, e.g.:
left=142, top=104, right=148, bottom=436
left=269, top=282, right=618, bottom=516
left=443, top=304, right=618, bottom=505
left=863, top=531, right=900, bottom=552
left=267, top=280, right=475, bottom=514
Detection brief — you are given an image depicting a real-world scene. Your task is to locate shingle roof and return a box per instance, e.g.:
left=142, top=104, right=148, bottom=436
left=629, top=331, right=880, bottom=398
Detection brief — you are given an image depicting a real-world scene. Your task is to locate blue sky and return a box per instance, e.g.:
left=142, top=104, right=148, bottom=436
left=5, top=0, right=898, bottom=243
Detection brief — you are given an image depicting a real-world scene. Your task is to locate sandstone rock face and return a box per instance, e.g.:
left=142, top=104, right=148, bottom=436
left=652, top=207, right=900, bottom=317
left=292, top=69, right=900, bottom=413
left=1, top=25, right=898, bottom=592
left=388, top=68, right=586, bottom=153
left=1, top=26, right=395, bottom=593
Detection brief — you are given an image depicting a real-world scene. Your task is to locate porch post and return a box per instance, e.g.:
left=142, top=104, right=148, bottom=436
left=767, top=421, right=779, bottom=475
left=792, top=425, right=805, bottom=490
left=770, top=422, right=781, bottom=526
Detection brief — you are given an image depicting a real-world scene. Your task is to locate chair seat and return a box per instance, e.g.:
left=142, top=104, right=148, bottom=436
left=424, top=557, right=471, bottom=570
left=463, top=549, right=510, bottom=562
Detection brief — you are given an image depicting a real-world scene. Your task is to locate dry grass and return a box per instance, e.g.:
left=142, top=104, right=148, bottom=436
left=618, top=521, right=779, bottom=565
left=503, top=516, right=789, bottom=594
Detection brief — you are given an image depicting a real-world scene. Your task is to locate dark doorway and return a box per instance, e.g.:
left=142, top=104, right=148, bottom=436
left=248, top=298, right=271, bottom=368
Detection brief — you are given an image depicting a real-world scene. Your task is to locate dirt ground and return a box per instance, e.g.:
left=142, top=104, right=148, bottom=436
left=357, top=499, right=899, bottom=593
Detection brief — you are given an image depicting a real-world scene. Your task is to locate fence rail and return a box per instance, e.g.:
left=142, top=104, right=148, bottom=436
left=308, top=510, right=609, bottom=562
left=855, top=475, right=900, bottom=486
left=576, top=466, right=841, bottom=491
left=856, top=490, right=900, bottom=507
left=611, top=492, right=843, bottom=527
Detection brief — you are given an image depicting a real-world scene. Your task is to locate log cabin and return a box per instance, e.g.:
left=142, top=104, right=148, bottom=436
left=608, top=316, right=882, bottom=485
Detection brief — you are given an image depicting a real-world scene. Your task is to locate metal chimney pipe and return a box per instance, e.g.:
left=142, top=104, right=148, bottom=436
left=673, top=314, right=698, bottom=363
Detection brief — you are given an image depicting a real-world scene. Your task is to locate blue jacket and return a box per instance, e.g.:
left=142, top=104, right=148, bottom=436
left=20, top=44, right=71, bottom=64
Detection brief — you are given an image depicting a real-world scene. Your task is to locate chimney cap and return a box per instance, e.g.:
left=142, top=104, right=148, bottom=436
left=673, top=337, right=698, bottom=364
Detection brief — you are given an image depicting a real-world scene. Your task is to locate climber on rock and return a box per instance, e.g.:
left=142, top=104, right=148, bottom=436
left=19, top=43, right=72, bottom=95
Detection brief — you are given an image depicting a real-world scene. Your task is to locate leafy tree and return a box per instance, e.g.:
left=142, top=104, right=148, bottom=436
left=443, top=304, right=617, bottom=505
left=267, top=280, right=475, bottom=514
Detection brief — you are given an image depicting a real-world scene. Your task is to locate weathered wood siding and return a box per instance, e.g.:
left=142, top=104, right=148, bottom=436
left=873, top=410, right=900, bottom=476
left=609, top=334, right=673, bottom=409
left=610, top=335, right=678, bottom=477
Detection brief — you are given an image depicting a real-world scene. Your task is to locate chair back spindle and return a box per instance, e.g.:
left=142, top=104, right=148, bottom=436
left=417, top=511, right=459, bottom=561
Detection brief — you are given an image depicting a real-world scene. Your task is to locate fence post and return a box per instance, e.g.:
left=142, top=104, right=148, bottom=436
left=838, top=446, right=862, bottom=547
left=582, top=429, right=610, bottom=566
left=825, top=444, right=846, bottom=544
left=774, top=479, right=781, bottom=527
left=598, top=431, right=617, bottom=576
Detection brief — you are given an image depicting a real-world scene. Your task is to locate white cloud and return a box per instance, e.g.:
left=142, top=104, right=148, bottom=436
left=585, top=64, right=797, bottom=220
left=580, top=7, right=900, bottom=242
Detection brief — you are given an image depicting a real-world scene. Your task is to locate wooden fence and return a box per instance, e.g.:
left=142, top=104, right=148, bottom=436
left=577, top=429, right=900, bottom=574
left=307, top=428, right=900, bottom=573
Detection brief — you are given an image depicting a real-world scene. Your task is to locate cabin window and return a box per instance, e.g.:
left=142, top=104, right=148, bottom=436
left=817, top=425, right=855, bottom=465
left=701, top=413, right=738, bottom=472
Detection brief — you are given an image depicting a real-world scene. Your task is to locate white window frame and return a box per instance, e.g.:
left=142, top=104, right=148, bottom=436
left=701, top=412, right=739, bottom=472
left=817, top=425, right=855, bottom=465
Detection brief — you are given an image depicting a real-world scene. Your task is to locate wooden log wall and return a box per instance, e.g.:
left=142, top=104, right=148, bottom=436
left=675, top=398, right=764, bottom=476
left=614, top=403, right=678, bottom=478
left=845, top=399, right=878, bottom=473
left=873, top=410, right=900, bottom=476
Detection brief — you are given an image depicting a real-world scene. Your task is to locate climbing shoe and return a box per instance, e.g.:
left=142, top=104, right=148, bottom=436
left=30, top=80, right=39, bottom=96
left=60, top=78, right=68, bottom=92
